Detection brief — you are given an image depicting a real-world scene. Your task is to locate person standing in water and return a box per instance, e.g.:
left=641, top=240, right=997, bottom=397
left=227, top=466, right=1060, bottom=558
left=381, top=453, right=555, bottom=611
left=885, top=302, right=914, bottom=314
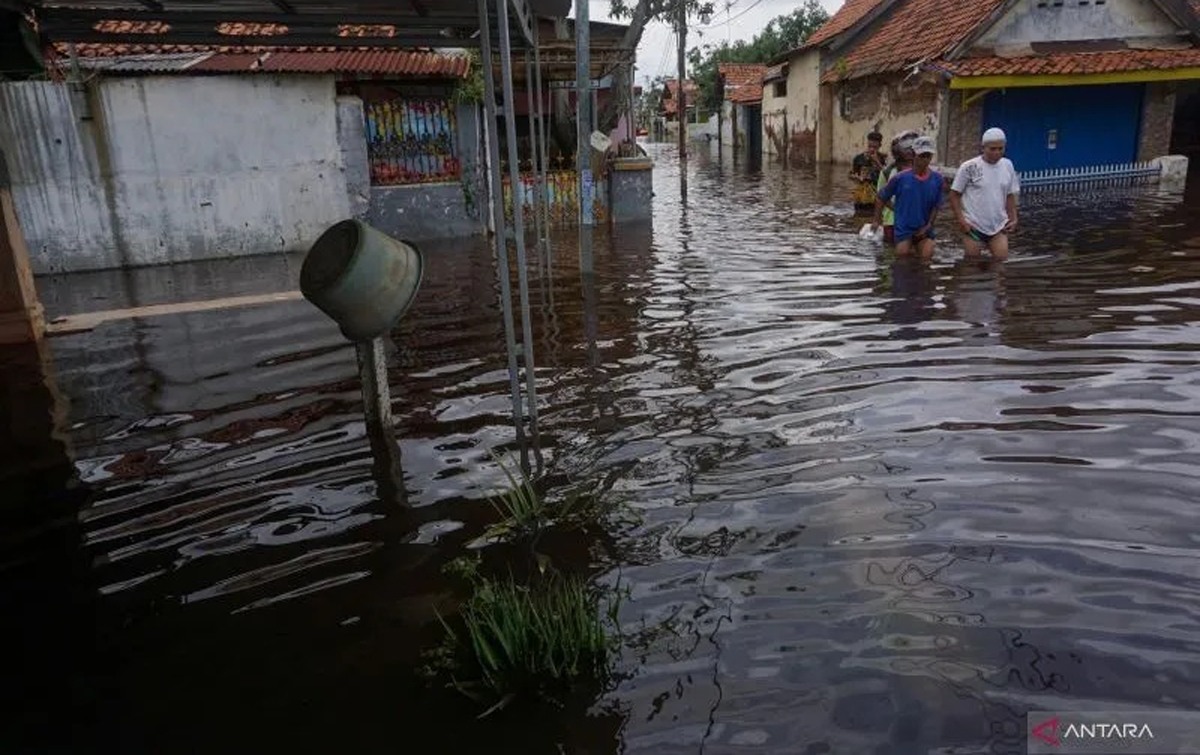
left=873, top=135, right=944, bottom=258
left=949, top=127, right=1020, bottom=260
left=875, top=131, right=919, bottom=244
left=850, top=131, right=885, bottom=213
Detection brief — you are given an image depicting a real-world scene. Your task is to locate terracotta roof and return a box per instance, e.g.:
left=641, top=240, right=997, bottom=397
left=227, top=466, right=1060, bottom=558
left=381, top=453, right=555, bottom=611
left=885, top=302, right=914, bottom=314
left=729, top=82, right=763, bottom=103
left=827, top=0, right=1007, bottom=81
left=805, top=0, right=889, bottom=48
left=719, top=63, right=766, bottom=101
left=763, top=63, right=787, bottom=82
left=936, top=47, right=1200, bottom=76
left=192, top=50, right=472, bottom=77
left=661, top=78, right=698, bottom=116
left=48, top=44, right=471, bottom=78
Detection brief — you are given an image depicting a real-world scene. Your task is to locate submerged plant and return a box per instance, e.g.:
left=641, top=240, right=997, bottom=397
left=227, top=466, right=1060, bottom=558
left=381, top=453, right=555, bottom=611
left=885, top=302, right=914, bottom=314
left=485, top=453, right=552, bottom=542
left=426, top=572, right=619, bottom=714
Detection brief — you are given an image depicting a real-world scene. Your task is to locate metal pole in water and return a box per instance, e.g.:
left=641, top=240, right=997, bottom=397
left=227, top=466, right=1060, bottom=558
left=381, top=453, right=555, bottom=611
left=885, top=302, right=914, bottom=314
left=533, top=23, right=552, bottom=264
left=499, top=0, right=542, bottom=473
left=576, top=0, right=594, bottom=274
left=524, top=50, right=545, bottom=267
left=677, top=0, right=688, bottom=204
left=477, top=0, right=528, bottom=459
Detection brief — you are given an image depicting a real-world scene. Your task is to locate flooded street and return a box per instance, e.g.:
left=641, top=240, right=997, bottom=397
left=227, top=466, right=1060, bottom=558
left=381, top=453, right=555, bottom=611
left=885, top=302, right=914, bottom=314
left=6, top=142, right=1200, bottom=753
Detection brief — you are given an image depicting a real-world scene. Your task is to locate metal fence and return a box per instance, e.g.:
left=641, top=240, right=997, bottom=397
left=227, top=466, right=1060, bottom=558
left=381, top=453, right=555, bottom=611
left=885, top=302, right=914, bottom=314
left=503, top=170, right=607, bottom=225
left=365, top=98, right=461, bottom=185
left=1018, top=161, right=1160, bottom=191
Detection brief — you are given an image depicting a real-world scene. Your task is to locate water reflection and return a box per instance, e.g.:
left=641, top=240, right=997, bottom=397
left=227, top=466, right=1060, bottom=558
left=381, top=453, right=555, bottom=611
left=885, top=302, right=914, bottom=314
left=4, top=145, right=1200, bottom=751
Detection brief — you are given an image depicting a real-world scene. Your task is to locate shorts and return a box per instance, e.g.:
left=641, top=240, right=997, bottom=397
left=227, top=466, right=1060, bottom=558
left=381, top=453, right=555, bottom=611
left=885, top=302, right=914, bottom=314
left=967, top=227, right=1002, bottom=244
left=894, top=227, right=936, bottom=244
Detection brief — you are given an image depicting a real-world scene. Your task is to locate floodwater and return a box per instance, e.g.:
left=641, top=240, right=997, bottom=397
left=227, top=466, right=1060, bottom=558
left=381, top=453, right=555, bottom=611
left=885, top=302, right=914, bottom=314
left=5, top=143, right=1200, bottom=753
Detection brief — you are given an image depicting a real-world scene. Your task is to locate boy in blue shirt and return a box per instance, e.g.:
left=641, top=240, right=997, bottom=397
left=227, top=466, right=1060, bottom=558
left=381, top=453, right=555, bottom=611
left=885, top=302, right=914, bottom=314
left=872, top=136, right=944, bottom=258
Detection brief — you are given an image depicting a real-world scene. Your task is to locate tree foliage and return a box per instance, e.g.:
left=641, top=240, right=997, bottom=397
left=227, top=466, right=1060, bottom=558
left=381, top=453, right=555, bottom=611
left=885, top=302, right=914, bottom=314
left=687, top=0, right=830, bottom=113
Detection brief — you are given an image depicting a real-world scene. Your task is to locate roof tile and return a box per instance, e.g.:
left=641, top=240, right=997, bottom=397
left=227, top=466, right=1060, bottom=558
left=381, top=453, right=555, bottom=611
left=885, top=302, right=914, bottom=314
left=805, top=0, right=889, bottom=48
left=937, top=48, right=1200, bottom=77
left=719, top=63, right=766, bottom=101
left=827, top=0, right=1007, bottom=80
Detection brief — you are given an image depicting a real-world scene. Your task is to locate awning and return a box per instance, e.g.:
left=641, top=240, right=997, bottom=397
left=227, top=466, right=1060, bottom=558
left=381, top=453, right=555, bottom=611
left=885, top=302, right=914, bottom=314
left=10, top=0, right=570, bottom=50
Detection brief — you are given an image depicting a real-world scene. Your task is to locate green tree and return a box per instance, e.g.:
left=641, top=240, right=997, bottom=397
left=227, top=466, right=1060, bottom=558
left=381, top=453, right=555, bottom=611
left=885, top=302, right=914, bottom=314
left=688, top=0, right=830, bottom=113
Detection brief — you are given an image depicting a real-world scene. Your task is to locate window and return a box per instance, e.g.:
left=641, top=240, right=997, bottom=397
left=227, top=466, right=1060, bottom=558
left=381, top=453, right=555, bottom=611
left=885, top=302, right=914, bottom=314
left=774, top=80, right=787, bottom=98
left=839, top=88, right=851, bottom=119
left=364, top=96, right=461, bottom=185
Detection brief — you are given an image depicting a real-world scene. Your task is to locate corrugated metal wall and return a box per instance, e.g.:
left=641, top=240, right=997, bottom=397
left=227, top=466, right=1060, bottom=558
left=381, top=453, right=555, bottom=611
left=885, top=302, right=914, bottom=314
left=0, top=75, right=352, bottom=273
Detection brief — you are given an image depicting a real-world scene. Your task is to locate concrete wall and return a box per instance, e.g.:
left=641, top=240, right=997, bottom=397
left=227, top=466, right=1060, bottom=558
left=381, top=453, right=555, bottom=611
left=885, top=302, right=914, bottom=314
left=336, top=95, right=370, bottom=220
left=784, top=49, right=822, bottom=134
left=973, top=0, right=1182, bottom=54
left=1138, top=81, right=1178, bottom=161
left=830, top=74, right=942, bottom=165
left=367, top=183, right=478, bottom=241
left=0, top=76, right=351, bottom=274
left=943, top=89, right=986, bottom=168
left=762, top=86, right=786, bottom=157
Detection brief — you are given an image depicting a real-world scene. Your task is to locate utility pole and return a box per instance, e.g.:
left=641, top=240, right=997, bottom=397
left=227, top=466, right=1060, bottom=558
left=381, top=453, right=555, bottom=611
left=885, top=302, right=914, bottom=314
left=676, top=0, right=687, bottom=201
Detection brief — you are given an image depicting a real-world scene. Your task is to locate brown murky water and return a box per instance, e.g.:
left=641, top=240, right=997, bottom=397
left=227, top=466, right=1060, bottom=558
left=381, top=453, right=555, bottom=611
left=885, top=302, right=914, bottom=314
left=4, top=144, right=1200, bottom=753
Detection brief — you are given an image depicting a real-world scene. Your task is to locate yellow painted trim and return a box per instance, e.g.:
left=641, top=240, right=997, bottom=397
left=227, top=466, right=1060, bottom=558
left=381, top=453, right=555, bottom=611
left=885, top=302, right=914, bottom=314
left=949, top=67, right=1200, bottom=89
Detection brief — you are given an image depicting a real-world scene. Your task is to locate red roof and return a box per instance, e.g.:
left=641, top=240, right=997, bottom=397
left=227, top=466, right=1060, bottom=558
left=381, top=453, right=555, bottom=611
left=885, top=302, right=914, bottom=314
left=729, top=82, right=763, bottom=104
left=826, top=0, right=1007, bottom=80
left=661, top=78, right=698, bottom=116
left=48, top=43, right=471, bottom=78
left=192, top=50, right=471, bottom=77
left=936, top=47, right=1200, bottom=76
left=719, top=63, right=766, bottom=102
left=805, top=0, right=889, bottom=49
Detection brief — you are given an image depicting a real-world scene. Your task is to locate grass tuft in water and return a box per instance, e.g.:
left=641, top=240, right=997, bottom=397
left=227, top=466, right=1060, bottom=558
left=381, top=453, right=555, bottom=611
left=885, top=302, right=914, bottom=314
left=485, top=453, right=553, bottom=541
left=423, top=571, right=618, bottom=713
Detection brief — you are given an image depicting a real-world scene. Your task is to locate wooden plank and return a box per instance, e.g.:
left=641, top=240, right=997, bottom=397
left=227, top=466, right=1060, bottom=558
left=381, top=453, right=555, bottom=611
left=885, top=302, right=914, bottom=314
left=45, top=291, right=304, bottom=336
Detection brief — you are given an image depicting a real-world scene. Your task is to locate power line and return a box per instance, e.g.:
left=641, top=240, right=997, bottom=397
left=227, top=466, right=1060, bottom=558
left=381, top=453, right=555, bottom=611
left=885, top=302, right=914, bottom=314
left=696, top=0, right=764, bottom=28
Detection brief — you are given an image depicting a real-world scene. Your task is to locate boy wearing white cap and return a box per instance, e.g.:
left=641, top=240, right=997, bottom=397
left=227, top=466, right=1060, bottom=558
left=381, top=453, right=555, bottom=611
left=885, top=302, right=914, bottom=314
left=949, top=127, right=1020, bottom=260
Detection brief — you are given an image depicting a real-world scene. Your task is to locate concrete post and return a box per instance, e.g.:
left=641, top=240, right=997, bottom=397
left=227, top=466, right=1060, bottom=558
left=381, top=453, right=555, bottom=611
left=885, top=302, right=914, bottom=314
left=356, top=337, right=407, bottom=506
left=0, top=152, right=44, bottom=345
left=1156, top=155, right=1189, bottom=192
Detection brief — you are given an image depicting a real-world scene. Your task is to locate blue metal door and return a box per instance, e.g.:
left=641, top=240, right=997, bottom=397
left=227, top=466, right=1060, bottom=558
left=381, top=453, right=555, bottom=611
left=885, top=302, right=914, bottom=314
left=982, top=84, right=1144, bottom=171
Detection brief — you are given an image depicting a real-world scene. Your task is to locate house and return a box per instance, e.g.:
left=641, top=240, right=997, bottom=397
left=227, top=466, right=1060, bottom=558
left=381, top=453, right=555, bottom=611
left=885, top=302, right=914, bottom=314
left=659, top=78, right=698, bottom=123
left=760, top=0, right=898, bottom=163
left=819, top=0, right=1200, bottom=171
left=0, top=13, right=639, bottom=274
left=0, top=41, right=480, bottom=273
left=717, top=63, right=766, bottom=156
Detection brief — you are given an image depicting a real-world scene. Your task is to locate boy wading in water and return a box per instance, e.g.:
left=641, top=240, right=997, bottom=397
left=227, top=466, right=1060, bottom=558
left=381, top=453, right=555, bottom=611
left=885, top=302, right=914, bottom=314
left=850, top=131, right=885, bottom=213
left=875, top=130, right=918, bottom=244
left=949, top=127, right=1020, bottom=260
left=873, top=135, right=944, bottom=258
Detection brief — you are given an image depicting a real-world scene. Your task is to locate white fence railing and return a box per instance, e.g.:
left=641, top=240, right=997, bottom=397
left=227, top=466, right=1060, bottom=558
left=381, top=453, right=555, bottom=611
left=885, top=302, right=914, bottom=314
left=1018, top=160, right=1161, bottom=191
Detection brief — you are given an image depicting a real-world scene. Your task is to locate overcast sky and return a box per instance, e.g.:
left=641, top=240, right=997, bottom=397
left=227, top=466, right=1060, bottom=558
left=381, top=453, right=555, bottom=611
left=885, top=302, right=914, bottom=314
left=570, top=0, right=845, bottom=84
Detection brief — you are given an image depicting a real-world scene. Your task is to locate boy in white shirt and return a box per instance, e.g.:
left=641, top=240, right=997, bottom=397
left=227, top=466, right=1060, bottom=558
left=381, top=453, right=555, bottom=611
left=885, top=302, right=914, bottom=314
left=949, top=127, right=1020, bottom=260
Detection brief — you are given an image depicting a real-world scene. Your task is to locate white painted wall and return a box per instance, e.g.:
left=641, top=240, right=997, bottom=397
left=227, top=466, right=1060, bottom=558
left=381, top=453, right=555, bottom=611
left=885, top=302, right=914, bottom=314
left=761, top=49, right=822, bottom=157
left=974, top=0, right=1182, bottom=54
left=0, top=75, right=350, bottom=273
left=784, top=49, right=821, bottom=134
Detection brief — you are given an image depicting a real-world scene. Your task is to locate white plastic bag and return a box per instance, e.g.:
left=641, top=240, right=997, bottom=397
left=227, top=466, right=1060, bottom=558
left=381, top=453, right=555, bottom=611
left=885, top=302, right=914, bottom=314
left=858, top=223, right=883, bottom=242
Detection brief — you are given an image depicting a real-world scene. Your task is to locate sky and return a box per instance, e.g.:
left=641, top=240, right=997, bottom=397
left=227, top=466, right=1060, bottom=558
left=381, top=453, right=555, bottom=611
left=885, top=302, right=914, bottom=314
left=572, top=0, right=845, bottom=85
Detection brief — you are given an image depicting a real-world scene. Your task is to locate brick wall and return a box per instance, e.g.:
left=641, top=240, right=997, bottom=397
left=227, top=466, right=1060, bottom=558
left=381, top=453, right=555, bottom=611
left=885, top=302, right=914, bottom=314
left=944, top=89, right=984, bottom=168
left=1138, top=81, right=1177, bottom=162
